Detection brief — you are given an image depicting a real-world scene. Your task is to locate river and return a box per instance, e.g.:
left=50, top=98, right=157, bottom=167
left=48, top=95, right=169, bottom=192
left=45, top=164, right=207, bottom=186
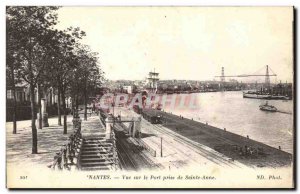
left=163, top=91, right=294, bottom=154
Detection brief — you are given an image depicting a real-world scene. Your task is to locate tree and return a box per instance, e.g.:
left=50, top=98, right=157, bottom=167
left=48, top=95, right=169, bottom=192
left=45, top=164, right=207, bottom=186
left=6, top=27, right=23, bottom=134
left=46, top=27, right=85, bottom=134
left=6, top=6, right=59, bottom=154
left=7, top=6, right=104, bottom=153
left=72, top=45, right=102, bottom=121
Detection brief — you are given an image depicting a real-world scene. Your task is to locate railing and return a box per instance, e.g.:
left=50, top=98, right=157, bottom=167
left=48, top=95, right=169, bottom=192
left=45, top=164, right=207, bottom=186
left=99, top=110, right=108, bottom=126
left=49, top=116, right=83, bottom=171
left=110, top=131, right=120, bottom=170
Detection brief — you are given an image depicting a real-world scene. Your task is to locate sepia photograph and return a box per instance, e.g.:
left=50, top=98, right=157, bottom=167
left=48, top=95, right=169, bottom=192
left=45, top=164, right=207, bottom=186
left=5, top=6, right=295, bottom=189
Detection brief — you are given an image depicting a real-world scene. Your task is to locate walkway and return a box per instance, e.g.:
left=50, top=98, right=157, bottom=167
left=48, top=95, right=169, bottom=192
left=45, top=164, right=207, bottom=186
left=6, top=115, right=74, bottom=169
left=81, top=115, right=105, bottom=138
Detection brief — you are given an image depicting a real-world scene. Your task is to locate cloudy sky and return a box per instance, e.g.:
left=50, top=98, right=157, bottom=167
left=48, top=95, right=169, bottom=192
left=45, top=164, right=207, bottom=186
left=55, top=7, right=293, bottom=83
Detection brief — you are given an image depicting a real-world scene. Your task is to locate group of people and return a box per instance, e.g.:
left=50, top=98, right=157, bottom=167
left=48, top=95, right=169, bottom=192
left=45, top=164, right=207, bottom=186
left=236, top=145, right=264, bottom=157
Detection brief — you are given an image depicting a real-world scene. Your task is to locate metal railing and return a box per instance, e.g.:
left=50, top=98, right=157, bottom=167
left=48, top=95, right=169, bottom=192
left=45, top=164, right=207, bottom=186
left=49, top=117, right=83, bottom=171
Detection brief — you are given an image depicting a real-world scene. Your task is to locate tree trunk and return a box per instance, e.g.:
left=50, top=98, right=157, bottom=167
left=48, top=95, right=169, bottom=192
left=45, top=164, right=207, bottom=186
left=30, top=84, right=38, bottom=154
left=37, top=84, right=42, bottom=129
left=61, top=87, right=67, bottom=134
left=72, top=94, right=75, bottom=118
left=84, top=79, right=87, bottom=121
left=75, top=94, right=79, bottom=118
left=11, top=65, right=17, bottom=134
left=49, top=88, right=52, bottom=105
left=76, top=95, right=79, bottom=110
left=57, top=86, right=62, bottom=126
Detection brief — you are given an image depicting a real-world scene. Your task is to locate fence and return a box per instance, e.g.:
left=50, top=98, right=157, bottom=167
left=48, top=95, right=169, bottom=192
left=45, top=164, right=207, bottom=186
left=49, top=117, right=83, bottom=170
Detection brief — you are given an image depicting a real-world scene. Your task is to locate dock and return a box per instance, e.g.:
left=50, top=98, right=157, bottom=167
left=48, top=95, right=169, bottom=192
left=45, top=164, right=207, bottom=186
left=142, top=109, right=293, bottom=168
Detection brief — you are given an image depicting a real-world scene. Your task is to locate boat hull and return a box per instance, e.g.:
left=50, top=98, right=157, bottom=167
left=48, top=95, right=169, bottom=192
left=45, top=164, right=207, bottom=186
left=260, top=107, right=277, bottom=112
left=243, top=92, right=291, bottom=100
left=243, top=93, right=271, bottom=99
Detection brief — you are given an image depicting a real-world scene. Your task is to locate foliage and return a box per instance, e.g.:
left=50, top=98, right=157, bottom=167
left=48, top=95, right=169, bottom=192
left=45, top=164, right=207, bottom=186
left=6, top=6, right=104, bottom=153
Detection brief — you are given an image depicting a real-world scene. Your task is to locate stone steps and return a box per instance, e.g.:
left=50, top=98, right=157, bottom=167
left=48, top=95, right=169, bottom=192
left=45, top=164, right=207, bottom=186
left=82, top=145, right=112, bottom=149
left=84, top=139, right=107, bottom=142
left=81, top=157, right=113, bottom=163
left=81, top=161, right=115, bottom=167
left=81, top=154, right=114, bottom=158
left=81, top=166, right=111, bottom=171
left=79, top=137, right=116, bottom=170
left=83, top=144, right=113, bottom=147
left=81, top=151, right=108, bottom=155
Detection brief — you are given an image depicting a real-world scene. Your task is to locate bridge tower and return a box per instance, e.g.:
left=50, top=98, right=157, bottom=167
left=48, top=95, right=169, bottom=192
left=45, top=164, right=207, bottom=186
left=219, top=67, right=225, bottom=91
left=221, top=67, right=225, bottom=83
left=265, top=65, right=270, bottom=91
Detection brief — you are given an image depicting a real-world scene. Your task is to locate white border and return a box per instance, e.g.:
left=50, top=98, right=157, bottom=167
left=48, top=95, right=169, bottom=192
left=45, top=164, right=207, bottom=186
left=0, top=1, right=298, bottom=193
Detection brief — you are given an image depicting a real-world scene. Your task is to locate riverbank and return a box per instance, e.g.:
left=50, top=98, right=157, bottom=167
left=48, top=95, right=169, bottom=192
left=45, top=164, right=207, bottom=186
left=142, top=109, right=292, bottom=168
left=162, top=91, right=293, bottom=153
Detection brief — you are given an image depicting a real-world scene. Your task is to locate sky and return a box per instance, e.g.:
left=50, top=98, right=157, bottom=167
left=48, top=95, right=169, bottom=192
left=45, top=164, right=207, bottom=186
left=55, top=7, right=293, bottom=83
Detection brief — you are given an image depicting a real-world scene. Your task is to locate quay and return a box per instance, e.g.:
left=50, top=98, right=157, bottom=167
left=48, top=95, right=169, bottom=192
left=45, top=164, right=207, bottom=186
left=142, top=109, right=292, bottom=168
left=111, top=107, right=247, bottom=169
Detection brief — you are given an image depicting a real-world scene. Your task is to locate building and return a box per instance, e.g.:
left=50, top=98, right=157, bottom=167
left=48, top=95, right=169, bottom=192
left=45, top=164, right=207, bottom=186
left=6, top=83, right=28, bottom=103
left=123, top=85, right=132, bottom=94
left=146, top=70, right=159, bottom=92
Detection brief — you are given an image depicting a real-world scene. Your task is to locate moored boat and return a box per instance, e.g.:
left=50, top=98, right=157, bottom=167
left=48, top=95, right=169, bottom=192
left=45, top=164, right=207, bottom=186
left=243, top=91, right=271, bottom=99
left=243, top=91, right=292, bottom=100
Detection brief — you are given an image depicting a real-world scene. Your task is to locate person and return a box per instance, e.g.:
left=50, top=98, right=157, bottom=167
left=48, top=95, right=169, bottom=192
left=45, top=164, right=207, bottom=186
left=92, top=102, right=96, bottom=113
left=245, top=145, right=248, bottom=155
left=249, top=146, right=254, bottom=155
left=239, top=147, right=243, bottom=155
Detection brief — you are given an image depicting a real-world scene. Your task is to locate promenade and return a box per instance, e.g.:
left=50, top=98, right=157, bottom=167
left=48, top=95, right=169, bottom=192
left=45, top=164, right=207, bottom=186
left=6, top=116, right=73, bottom=168
left=6, top=114, right=102, bottom=169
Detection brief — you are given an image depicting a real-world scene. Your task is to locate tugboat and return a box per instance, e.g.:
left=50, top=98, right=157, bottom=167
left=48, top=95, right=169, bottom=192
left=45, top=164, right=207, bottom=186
left=259, top=101, right=277, bottom=112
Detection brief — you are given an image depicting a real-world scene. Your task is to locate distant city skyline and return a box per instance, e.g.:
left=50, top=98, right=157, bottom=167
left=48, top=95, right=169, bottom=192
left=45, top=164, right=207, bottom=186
left=55, top=7, right=293, bottom=83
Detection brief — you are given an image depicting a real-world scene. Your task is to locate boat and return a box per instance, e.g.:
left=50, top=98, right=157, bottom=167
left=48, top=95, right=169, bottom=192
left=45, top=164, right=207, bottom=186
left=243, top=91, right=292, bottom=100
left=243, top=91, right=271, bottom=99
left=269, top=95, right=291, bottom=100
left=259, top=101, right=277, bottom=112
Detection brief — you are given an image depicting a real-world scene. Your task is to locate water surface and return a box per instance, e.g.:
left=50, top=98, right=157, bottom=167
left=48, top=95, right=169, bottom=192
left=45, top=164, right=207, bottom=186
left=164, top=91, right=294, bottom=153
